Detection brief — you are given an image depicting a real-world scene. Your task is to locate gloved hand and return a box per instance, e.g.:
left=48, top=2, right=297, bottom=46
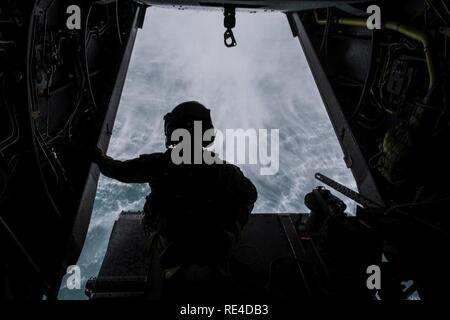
left=90, top=146, right=105, bottom=163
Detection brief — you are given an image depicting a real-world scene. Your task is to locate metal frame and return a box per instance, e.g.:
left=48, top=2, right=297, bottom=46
left=287, top=12, right=384, bottom=206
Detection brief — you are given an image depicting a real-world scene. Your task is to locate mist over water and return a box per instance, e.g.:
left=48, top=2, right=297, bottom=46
left=58, top=8, right=356, bottom=299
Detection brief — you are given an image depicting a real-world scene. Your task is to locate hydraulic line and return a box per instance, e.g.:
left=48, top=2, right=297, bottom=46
left=314, top=12, right=436, bottom=98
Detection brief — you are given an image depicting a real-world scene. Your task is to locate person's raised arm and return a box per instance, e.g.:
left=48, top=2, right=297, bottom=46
left=92, top=148, right=163, bottom=183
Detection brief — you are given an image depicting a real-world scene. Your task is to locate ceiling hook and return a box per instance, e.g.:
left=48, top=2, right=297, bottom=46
left=223, top=5, right=237, bottom=48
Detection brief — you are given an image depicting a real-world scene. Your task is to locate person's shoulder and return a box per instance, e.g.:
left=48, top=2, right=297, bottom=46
left=137, top=152, right=165, bottom=161
left=219, top=160, right=244, bottom=176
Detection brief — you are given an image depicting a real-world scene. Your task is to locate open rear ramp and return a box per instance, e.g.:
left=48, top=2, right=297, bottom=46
left=85, top=212, right=313, bottom=300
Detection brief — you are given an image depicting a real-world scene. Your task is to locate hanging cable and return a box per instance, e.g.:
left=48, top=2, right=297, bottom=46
left=115, top=0, right=123, bottom=47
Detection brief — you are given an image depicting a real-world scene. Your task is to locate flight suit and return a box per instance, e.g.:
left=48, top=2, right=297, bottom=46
left=93, top=148, right=257, bottom=269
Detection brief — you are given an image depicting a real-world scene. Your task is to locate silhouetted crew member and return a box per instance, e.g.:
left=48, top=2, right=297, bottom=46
left=92, top=101, right=257, bottom=286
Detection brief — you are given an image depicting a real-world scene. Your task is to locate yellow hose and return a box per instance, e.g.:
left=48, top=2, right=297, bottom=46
left=314, top=12, right=436, bottom=92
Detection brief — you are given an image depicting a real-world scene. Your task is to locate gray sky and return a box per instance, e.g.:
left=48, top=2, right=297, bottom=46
left=58, top=7, right=356, bottom=299
left=107, top=7, right=357, bottom=212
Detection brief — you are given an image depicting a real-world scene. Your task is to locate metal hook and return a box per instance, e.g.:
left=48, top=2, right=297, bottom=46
left=223, top=6, right=237, bottom=48
left=224, top=28, right=237, bottom=47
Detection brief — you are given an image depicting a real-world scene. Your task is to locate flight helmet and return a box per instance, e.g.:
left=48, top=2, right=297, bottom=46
left=163, top=101, right=215, bottom=148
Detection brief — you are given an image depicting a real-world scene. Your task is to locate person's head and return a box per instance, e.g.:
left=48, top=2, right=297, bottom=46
left=163, top=101, right=215, bottom=148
